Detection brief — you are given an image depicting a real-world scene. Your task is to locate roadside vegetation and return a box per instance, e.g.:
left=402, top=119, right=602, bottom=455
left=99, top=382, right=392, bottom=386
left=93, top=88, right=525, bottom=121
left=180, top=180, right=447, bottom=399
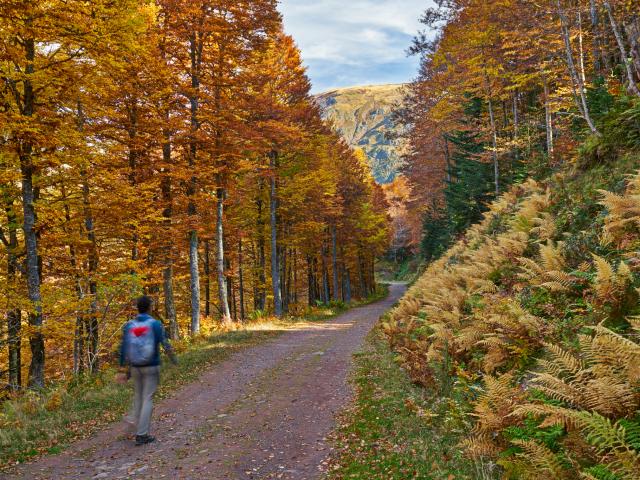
left=356, top=0, right=640, bottom=478
left=328, top=328, right=477, bottom=480
left=384, top=146, right=640, bottom=479
left=0, top=288, right=387, bottom=469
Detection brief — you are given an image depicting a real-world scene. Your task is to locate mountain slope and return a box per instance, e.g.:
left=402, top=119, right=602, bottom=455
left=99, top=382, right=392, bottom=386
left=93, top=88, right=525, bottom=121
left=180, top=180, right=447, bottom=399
left=315, top=84, right=405, bottom=184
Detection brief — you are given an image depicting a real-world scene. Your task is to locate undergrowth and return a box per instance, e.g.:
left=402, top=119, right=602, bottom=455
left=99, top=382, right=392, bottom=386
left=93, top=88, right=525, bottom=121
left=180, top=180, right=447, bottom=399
left=328, top=328, right=481, bottom=480
left=0, top=288, right=387, bottom=469
left=382, top=117, right=640, bottom=478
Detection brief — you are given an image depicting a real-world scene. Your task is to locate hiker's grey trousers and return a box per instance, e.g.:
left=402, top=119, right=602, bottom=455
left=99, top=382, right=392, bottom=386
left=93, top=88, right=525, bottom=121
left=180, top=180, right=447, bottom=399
left=130, top=365, right=160, bottom=436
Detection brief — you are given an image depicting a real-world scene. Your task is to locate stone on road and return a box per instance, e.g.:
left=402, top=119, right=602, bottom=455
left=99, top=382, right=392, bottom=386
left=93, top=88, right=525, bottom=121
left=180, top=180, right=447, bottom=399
left=7, top=283, right=406, bottom=480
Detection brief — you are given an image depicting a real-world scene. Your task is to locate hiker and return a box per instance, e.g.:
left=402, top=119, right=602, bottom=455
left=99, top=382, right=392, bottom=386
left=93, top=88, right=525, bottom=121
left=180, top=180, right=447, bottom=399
left=118, top=295, right=177, bottom=446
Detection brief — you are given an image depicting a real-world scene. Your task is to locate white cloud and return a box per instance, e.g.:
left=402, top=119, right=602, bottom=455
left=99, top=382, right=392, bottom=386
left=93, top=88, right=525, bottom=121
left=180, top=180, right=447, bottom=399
left=278, top=0, right=435, bottom=92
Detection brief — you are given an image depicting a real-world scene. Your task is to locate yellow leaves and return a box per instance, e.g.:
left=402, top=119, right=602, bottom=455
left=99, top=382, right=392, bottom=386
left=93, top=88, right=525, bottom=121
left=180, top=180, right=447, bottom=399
left=599, top=171, right=640, bottom=249
left=591, top=255, right=633, bottom=305
left=517, top=240, right=577, bottom=293
left=508, top=439, right=570, bottom=479
left=524, top=327, right=640, bottom=419
left=388, top=180, right=546, bottom=382
left=44, top=389, right=64, bottom=412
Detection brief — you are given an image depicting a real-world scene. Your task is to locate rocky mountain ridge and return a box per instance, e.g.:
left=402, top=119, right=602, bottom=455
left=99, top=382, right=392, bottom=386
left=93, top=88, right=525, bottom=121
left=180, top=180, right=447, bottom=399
left=315, top=84, right=406, bottom=184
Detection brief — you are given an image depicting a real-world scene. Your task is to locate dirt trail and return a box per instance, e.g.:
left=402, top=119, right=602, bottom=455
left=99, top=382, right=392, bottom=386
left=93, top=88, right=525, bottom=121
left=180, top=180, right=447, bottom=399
left=8, top=283, right=406, bottom=480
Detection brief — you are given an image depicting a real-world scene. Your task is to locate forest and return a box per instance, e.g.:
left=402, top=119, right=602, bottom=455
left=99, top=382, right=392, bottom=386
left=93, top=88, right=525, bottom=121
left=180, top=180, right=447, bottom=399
left=0, top=1, right=389, bottom=392
left=4, top=0, right=640, bottom=478
left=379, top=0, right=640, bottom=478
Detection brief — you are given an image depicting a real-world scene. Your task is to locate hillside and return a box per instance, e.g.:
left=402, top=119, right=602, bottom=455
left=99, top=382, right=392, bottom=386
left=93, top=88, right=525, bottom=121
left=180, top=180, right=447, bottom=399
left=315, top=84, right=405, bottom=184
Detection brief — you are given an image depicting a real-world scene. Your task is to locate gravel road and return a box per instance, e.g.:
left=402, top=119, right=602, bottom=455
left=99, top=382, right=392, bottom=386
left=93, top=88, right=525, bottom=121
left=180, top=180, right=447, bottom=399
left=7, top=283, right=406, bottom=480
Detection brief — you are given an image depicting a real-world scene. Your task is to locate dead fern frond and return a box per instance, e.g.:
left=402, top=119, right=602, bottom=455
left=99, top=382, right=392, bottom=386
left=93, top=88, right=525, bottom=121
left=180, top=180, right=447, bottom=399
left=599, top=173, right=640, bottom=247
left=511, top=439, right=570, bottom=479
left=531, top=372, right=583, bottom=407
left=471, top=373, right=524, bottom=434
left=459, top=434, right=501, bottom=459
left=540, top=342, right=584, bottom=377
left=510, top=403, right=580, bottom=429
left=531, top=212, right=557, bottom=241
left=591, top=255, right=633, bottom=305
left=518, top=241, right=576, bottom=292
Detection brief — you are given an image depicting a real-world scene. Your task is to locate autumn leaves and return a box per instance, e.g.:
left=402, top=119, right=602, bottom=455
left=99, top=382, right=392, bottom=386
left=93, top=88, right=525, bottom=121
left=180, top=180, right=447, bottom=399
left=0, top=1, right=389, bottom=389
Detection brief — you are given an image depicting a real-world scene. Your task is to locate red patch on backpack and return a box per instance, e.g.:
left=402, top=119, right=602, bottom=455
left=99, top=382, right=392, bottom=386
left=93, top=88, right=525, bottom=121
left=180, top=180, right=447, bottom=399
left=132, top=326, right=149, bottom=337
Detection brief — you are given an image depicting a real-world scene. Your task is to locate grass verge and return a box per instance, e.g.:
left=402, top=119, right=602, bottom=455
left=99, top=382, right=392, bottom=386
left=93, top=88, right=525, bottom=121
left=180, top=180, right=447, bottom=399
left=0, top=288, right=387, bottom=469
left=327, top=327, right=477, bottom=480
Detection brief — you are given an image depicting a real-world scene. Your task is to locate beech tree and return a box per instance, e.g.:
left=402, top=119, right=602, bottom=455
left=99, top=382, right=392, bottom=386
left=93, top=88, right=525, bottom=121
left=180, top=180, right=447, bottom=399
left=0, top=1, right=390, bottom=389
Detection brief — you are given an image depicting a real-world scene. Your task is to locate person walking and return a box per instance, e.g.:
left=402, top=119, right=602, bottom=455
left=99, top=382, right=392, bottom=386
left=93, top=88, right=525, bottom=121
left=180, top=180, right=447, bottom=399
left=119, top=295, right=177, bottom=446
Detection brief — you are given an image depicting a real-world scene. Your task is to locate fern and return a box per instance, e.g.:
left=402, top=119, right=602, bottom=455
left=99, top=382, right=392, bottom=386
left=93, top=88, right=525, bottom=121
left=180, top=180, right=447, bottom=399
left=576, top=412, right=640, bottom=480
left=582, top=464, right=622, bottom=480
left=618, top=418, right=640, bottom=452
left=518, top=241, right=577, bottom=292
left=510, top=439, right=570, bottom=479
left=599, top=171, right=640, bottom=248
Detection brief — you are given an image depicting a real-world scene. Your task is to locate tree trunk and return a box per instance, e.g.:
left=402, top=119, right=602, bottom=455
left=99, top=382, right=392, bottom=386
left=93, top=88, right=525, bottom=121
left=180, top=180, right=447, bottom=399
left=307, top=255, right=316, bottom=306
left=590, top=0, right=602, bottom=73
left=127, top=100, right=140, bottom=266
left=238, top=238, right=245, bottom=320
left=358, top=251, right=367, bottom=298
left=216, top=188, right=231, bottom=324
left=161, top=126, right=178, bottom=339
left=76, top=101, right=99, bottom=375
left=557, top=0, right=601, bottom=133
left=486, top=94, right=500, bottom=195
left=577, top=9, right=587, bottom=85
left=269, top=152, right=283, bottom=317
left=204, top=240, right=211, bottom=317
left=188, top=32, right=202, bottom=335
left=625, top=18, right=640, bottom=77
left=61, top=182, right=85, bottom=376
left=228, top=254, right=236, bottom=321
left=340, top=247, right=352, bottom=304
left=543, top=74, right=554, bottom=158
left=293, top=248, right=298, bottom=305
left=331, top=225, right=339, bottom=301
left=602, top=1, right=640, bottom=96
left=5, top=198, right=21, bottom=389
left=159, top=34, right=178, bottom=339
left=281, top=244, right=289, bottom=313
left=321, top=244, right=330, bottom=303
left=22, top=154, right=44, bottom=389
left=369, top=256, right=377, bottom=295
left=344, top=267, right=352, bottom=304
left=255, top=179, right=266, bottom=311
left=189, top=231, right=201, bottom=334
left=19, top=38, right=45, bottom=389
left=83, top=169, right=99, bottom=374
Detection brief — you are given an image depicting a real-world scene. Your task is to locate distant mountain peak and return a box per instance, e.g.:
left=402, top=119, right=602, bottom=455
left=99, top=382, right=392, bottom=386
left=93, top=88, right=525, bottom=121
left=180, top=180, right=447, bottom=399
left=314, top=84, right=406, bottom=184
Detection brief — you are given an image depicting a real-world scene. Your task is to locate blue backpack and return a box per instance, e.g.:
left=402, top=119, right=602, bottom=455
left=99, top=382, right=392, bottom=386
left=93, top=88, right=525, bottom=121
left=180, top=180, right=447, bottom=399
left=125, top=318, right=156, bottom=366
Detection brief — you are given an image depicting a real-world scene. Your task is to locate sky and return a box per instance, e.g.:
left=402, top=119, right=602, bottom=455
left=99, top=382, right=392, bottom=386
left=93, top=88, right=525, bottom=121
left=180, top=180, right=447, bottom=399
left=278, top=0, right=433, bottom=94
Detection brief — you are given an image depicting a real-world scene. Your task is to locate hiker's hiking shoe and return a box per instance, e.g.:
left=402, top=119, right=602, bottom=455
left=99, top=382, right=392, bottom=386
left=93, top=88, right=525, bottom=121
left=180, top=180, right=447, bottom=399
left=135, top=435, right=156, bottom=446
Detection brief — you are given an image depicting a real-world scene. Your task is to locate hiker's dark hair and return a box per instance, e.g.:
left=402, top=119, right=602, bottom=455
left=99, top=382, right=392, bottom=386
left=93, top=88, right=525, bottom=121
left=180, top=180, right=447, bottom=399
left=137, top=295, right=153, bottom=314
